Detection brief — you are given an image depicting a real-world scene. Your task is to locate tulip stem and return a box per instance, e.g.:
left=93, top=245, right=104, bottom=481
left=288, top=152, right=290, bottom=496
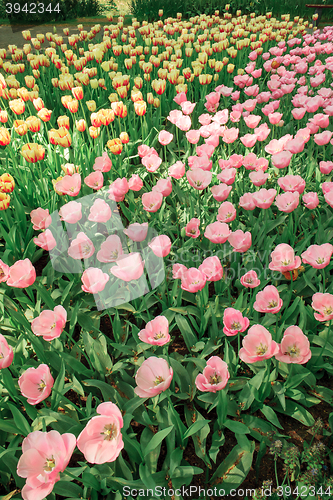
left=322, top=268, right=326, bottom=293
left=312, top=320, right=332, bottom=369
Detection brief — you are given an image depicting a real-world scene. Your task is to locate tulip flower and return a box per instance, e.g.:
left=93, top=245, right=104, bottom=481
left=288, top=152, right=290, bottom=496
left=195, top=356, right=230, bottom=392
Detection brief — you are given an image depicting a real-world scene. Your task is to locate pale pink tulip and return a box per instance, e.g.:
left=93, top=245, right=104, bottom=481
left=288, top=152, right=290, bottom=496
left=142, top=191, right=163, bottom=212
left=223, top=308, right=250, bottom=336
left=55, top=173, right=81, bottom=197
left=88, top=198, right=112, bottom=222
left=249, top=171, right=269, bottom=186
left=186, top=130, right=201, bottom=144
left=81, top=267, right=109, bottom=293
left=110, top=252, right=144, bottom=281
left=59, top=201, right=82, bottom=224
left=93, top=152, right=112, bottom=172
left=301, top=243, right=333, bottom=269
left=97, top=235, right=123, bottom=262
left=148, top=235, right=172, bottom=257
left=34, top=230, right=57, bottom=251
left=269, top=243, right=301, bottom=272
left=204, top=221, right=231, bottom=243
left=31, top=305, right=67, bottom=341
left=252, top=189, right=277, bottom=209
left=0, top=260, right=10, bottom=283
left=152, top=178, right=172, bottom=197
left=134, top=357, right=173, bottom=397
left=172, top=263, right=187, bottom=280
left=228, top=230, right=252, bottom=253
left=142, top=153, right=162, bottom=173
left=7, top=259, right=36, bottom=288
left=302, top=192, right=319, bottom=209
left=30, top=208, right=52, bottom=230
left=195, top=356, right=230, bottom=393
left=123, top=223, right=148, bottom=242
left=319, top=161, right=333, bottom=175
left=108, top=178, right=129, bottom=202
left=84, top=171, right=104, bottom=190
left=186, top=169, right=212, bottom=190
left=217, top=168, right=236, bottom=185
left=239, top=193, right=256, bottom=211
left=311, top=293, right=333, bottom=321
left=138, top=316, right=170, bottom=346
left=128, top=174, right=143, bottom=191
left=168, top=161, right=185, bottom=179
left=253, top=285, right=283, bottom=314
left=18, top=364, right=54, bottom=405
left=199, top=256, right=223, bottom=282
left=275, top=191, right=300, bottom=212
left=239, top=325, right=279, bottom=363
left=240, top=270, right=260, bottom=288
left=68, top=232, right=95, bottom=259
left=158, top=130, right=173, bottom=145
left=278, top=175, right=305, bottom=194
left=271, top=151, right=292, bottom=169
left=0, top=334, right=14, bottom=369
left=217, top=201, right=236, bottom=223
left=275, top=326, right=311, bottom=364
left=181, top=268, right=206, bottom=293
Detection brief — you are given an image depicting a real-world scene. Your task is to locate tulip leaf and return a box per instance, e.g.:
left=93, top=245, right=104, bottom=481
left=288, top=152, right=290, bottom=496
left=142, top=425, right=173, bottom=457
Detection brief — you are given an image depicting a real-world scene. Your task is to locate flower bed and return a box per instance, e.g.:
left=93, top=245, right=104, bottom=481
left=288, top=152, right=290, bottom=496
left=0, top=9, right=333, bottom=500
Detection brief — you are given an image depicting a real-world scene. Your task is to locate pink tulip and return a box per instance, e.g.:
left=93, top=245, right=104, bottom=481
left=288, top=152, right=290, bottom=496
left=30, top=208, right=52, bottom=230
left=176, top=114, right=191, bottom=131
left=205, top=91, right=220, bottom=113
left=59, top=201, right=82, bottom=224
left=240, top=270, right=260, bottom=288
left=128, top=174, right=143, bottom=191
left=244, top=114, right=261, bottom=128
left=223, top=308, right=250, bottom=336
left=285, top=138, right=305, bottom=154
left=243, top=99, right=257, bottom=112
left=217, top=168, right=236, bottom=185
left=174, top=92, right=187, bottom=105
left=186, top=130, right=201, bottom=144
left=93, top=151, right=112, bottom=172
left=123, top=223, right=148, bottom=242
left=253, top=285, right=283, bottom=314
left=31, top=305, right=67, bottom=341
left=142, top=191, right=163, bottom=212
left=324, top=190, right=333, bottom=208
left=158, top=130, right=173, bottom=145
left=198, top=113, right=212, bottom=126
left=97, top=235, right=123, bottom=262
left=269, top=243, right=301, bottom=273
left=311, top=293, right=333, bottom=321
left=0, top=334, right=14, bottom=369
left=268, top=112, right=283, bottom=125
left=33, top=230, right=57, bottom=251
left=142, top=153, right=162, bottom=173
left=243, top=153, right=257, bottom=170
left=265, top=138, right=284, bottom=155
left=217, top=201, right=236, bottom=223
left=199, top=256, right=223, bottom=282
left=84, top=171, right=104, bottom=190
left=314, top=130, right=333, bottom=146
left=152, top=178, right=172, bottom=197
left=229, top=154, right=243, bottom=168
left=239, top=325, right=279, bottom=363
left=138, top=144, right=154, bottom=158
left=291, top=108, right=306, bottom=120
left=189, top=154, right=212, bottom=171
left=278, top=175, right=305, bottom=194
left=7, top=259, right=36, bottom=288
left=110, top=252, right=144, bottom=281
left=322, top=182, right=333, bottom=195
left=195, top=356, right=230, bottom=393
left=255, top=123, right=271, bottom=142
left=275, top=326, right=311, bottom=364
left=88, top=198, right=112, bottom=222
left=186, top=169, right=212, bottom=190
left=168, top=161, right=185, bottom=179
left=81, top=267, right=109, bottom=293
left=17, top=430, right=76, bottom=500
left=18, top=364, right=54, bottom=405
left=271, top=151, right=293, bottom=169
left=181, top=101, right=196, bottom=115
left=319, top=161, right=333, bottom=175
left=222, top=127, right=239, bottom=144
left=211, top=183, right=232, bottom=201
left=0, top=260, right=10, bottom=283
left=275, top=191, right=300, bottom=212
left=138, top=316, right=170, bottom=346
left=252, top=189, right=277, bottom=209
left=249, top=171, right=269, bottom=186
left=55, top=173, right=81, bottom=197
left=148, top=235, right=172, bottom=257
left=302, top=192, right=319, bottom=209
left=204, top=221, right=231, bottom=243
left=301, top=243, right=333, bottom=269
left=173, top=263, right=187, bottom=280
left=68, top=232, right=95, bottom=260
left=134, top=357, right=173, bottom=398
left=181, top=268, right=206, bottom=293
left=76, top=402, right=124, bottom=464
left=228, top=230, right=252, bottom=253
left=240, top=134, right=257, bottom=148
left=239, top=193, right=256, bottom=211
left=184, top=218, right=200, bottom=238
left=108, top=178, right=129, bottom=202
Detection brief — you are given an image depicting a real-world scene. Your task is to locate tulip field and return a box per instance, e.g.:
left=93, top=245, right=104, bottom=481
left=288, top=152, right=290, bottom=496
left=1, top=7, right=333, bottom=500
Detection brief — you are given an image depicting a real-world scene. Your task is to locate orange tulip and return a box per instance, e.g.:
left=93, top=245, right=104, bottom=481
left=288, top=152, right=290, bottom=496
left=0, top=192, right=10, bottom=210
left=0, top=173, right=15, bottom=193
left=0, top=128, right=11, bottom=146
left=120, top=131, right=129, bottom=144
left=21, top=143, right=45, bottom=162
left=72, top=86, right=84, bottom=100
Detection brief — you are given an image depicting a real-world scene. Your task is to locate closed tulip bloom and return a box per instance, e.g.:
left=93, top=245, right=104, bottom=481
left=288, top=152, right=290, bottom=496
left=17, top=430, right=76, bottom=500
left=33, top=230, right=57, bottom=251
left=0, top=334, right=14, bottom=369
left=76, top=119, right=86, bottom=131
left=142, top=191, right=163, bottom=212
left=97, top=235, right=123, bottom=263
left=271, top=151, right=292, bottom=169
left=195, top=356, right=230, bottom=393
left=204, top=221, right=231, bottom=244
left=275, top=191, right=300, bottom=212
left=278, top=175, right=305, bottom=194
left=173, top=263, right=187, bottom=280
left=158, top=130, right=173, bottom=145
left=123, top=223, right=148, bottom=242
left=138, top=316, right=170, bottom=346
left=211, top=183, right=232, bottom=201
left=186, top=130, right=201, bottom=144
left=31, top=305, right=67, bottom=341
left=239, top=325, right=279, bottom=363
left=21, top=143, right=45, bottom=163
left=185, top=218, right=200, bottom=238
left=88, top=198, right=112, bottom=223
left=223, top=308, right=250, bottom=336
left=199, top=256, right=223, bottom=282
left=0, top=127, right=11, bottom=146
left=26, top=116, right=41, bottom=132
left=275, top=326, right=311, bottom=364
left=187, top=169, right=212, bottom=190
left=302, top=244, right=333, bottom=269
left=128, top=174, right=143, bottom=191
left=111, top=252, right=144, bottom=282
left=0, top=173, right=15, bottom=193
left=311, top=293, right=333, bottom=321
left=152, top=178, right=172, bottom=197
left=253, top=285, right=283, bottom=314
left=108, top=178, right=129, bottom=202
left=228, top=230, right=252, bottom=253
left=239, top=193, right=256, bottom=211
left=81, top=268, right=109, bottom=294
left=148, top=235, right=172, bottom=257
left=30, top=208, right=52, bottom=230
left=319, top=161, right=333, bottom=175
left=252, top=188, right=277, bottom=209
left=0, top=259, right=10, bottom=283
left=142, top=153, right=162, bottom=173
left=134, top=357, right=173, bottom=398
left=249, top=170, right=269, bottom=186
left=59, top=201, right=82, bottom=224
left=269, top=244, right=301, bottom=273
left=302, top=192, right=319, bottom=209
left=181, top=268, right=206, bottom=293
left=217, top=201, right=236, bottom=223
left=18, top=364, right=54, bottom=405
left=169, top=161, right=185, bottom=179
left=314, top=130, right=333, bottom=146
left=217, top=168, right=236, bottom=185
left=240, top=270, right=260, bottom=288
left=7, top=259, right=36, bottom=288
left=76, top=402, right=124, bottom=464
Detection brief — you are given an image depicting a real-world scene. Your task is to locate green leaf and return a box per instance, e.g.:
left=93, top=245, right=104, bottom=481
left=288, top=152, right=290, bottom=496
left=210, top=443, right=255, bottom=494
left=183, top=419, right=211, bottom=440
left=260, top=405, right=283, bottom=429
left=53, top=481, right=83, bottom=497
left=51, top=359, right=65, bottom=410
left=175, top=314, right=197, bottom=351
left=224, top=419, right=250, bottom=435
left=275, top=400, right=315, bottom=426
left=7, top=403, right=31, bottom=436
left=143, top=426, right=173, bottom=457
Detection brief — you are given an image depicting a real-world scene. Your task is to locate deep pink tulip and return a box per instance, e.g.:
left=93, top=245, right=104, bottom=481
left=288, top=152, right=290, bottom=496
left=223, top=308, right=250, bottom=336
left=275, top=326, right=311, bottom=364
left=110, top=252, right=144, bottom=282
left=18, top=364, right=54, bottom=405
left=7, top=259, right=36, bottom=288
left=17, top=430, right=76, bottom=500
left=134, top=357, right=173, bottom=398
left=228, top=230, right=252, bottom=253
left=195, top=356, right=230, bottom=393
left=138, top=316, right=170, bottom=346
left=269, top=243, right=301, bottom=272
left=31, top=305, right=67, bottom=341
left=253, top=285, right=283, bottom=314
left=239, top=325, right=279, bottom=363
left=76, top=402, right=124, bottom=464
left=81, top=267, right=109, bottom=293
left=301, top=244, right=333, bottom=269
